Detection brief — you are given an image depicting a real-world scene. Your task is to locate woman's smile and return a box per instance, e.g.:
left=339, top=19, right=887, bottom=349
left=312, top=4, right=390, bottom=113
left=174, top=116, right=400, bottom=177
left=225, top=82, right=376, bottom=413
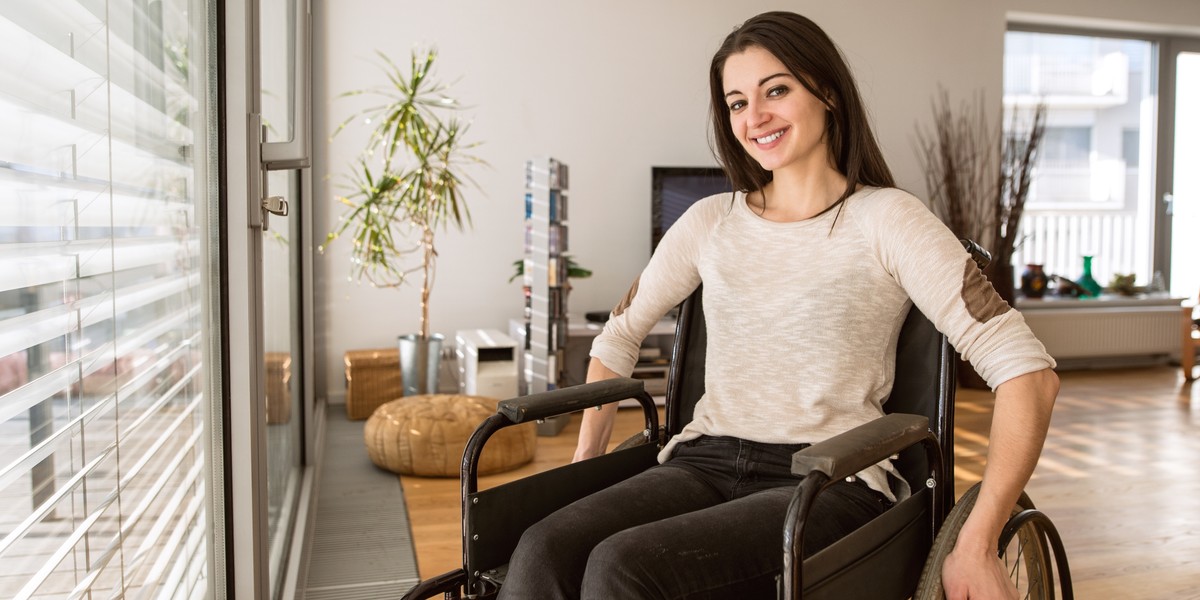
left=753, top=127, right=789, bottom=148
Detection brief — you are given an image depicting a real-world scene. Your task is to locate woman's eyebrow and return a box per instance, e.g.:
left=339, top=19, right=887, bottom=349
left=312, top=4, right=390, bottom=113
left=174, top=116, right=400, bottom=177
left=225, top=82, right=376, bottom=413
left=724, top=72, right=791, bottom=99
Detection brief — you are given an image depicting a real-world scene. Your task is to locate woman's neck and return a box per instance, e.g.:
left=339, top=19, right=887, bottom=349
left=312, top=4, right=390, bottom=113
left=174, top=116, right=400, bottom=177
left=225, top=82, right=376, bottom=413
left=750, top=165, right=848, bottom=223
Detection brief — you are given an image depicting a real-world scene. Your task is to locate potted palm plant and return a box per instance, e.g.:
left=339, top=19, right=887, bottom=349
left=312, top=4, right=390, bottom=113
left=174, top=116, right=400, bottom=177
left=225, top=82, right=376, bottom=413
left=323, top=48, right=484, bottom=396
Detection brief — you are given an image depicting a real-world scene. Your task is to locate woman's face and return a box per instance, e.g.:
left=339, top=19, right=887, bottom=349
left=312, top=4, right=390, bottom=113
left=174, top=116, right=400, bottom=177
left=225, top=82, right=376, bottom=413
left=721, top=46, right=831, bottom=175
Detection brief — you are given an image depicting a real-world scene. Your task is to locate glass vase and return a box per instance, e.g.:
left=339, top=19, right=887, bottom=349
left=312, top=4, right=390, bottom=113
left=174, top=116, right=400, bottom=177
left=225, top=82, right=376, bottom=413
left=1075, top=256, right=1103, bottom=298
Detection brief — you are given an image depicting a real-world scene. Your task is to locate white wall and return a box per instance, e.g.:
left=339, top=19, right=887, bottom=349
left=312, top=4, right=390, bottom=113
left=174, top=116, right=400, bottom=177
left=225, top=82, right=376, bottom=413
left=312, top=0, right=1200, bottom=401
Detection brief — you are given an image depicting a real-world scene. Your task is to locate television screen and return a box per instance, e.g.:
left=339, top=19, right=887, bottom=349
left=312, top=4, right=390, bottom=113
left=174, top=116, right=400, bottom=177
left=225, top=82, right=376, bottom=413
left=651, top=167, right=733, bottom=252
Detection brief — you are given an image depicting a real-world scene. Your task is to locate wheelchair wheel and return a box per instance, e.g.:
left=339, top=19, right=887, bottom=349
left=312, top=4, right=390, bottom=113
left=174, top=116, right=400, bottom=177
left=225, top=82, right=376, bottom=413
left=913, top=482, right=1055, bottom=600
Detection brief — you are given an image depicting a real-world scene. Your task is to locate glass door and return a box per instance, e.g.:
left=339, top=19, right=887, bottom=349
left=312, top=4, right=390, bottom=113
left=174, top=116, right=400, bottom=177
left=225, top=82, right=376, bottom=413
left=259, top=0, right=306, bottom=595
left=223, top=0, right=310, bottom=596
left=1166, top=40, right=1200, bottom=298
left=261, top=169, right=302, bottom=596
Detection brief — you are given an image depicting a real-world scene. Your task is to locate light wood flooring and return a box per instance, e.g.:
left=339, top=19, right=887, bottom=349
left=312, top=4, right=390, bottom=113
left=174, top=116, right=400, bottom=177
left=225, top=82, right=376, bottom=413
left=399, top=367, right=1200, bottom=598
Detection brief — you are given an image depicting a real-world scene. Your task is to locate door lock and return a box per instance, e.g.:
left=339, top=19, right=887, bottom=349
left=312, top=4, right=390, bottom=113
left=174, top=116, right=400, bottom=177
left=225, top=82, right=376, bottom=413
left=261, top=196, right=289, bottom=230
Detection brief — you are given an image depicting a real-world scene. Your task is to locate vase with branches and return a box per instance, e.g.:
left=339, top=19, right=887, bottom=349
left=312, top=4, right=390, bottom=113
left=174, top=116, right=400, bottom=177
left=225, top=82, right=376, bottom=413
left=916, top=89, right=1046, bottom=388
left=916, top=88, right=1047, bottom=306
left=323, top=48, right=484, bottom=395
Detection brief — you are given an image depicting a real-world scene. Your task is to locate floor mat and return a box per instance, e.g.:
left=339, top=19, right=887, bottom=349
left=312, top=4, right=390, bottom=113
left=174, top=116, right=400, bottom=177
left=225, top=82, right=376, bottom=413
left=304, top=404, right=420, bottom=598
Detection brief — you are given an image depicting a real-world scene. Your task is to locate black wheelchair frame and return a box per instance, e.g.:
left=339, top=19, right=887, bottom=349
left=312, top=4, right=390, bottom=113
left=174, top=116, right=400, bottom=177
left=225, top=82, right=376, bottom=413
left=403, top=242, right=1073, bottom=599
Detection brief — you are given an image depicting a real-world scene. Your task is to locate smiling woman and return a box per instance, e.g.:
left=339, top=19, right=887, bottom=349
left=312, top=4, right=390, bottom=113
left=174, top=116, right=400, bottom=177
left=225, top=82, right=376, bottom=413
left=490, top=11, right=1061, bottom=600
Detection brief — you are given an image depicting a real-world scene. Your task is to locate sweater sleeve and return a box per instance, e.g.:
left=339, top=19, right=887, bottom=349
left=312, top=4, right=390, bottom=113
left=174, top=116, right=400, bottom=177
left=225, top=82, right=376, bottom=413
left=854, top=189, right=1055, bottom=389
left=589, top=194, right=726, bottom=376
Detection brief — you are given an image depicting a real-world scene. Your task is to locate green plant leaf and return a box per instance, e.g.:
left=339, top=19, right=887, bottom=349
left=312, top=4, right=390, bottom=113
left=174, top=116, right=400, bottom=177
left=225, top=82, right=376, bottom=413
left=508, top=255, right=592, bottom=283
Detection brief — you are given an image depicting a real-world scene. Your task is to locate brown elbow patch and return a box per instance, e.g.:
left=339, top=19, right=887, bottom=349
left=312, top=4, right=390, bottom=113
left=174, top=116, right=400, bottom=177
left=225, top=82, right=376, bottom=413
left=612, top=276, right=641, bottom=317
left=961, top=257, right=1010, bottom=323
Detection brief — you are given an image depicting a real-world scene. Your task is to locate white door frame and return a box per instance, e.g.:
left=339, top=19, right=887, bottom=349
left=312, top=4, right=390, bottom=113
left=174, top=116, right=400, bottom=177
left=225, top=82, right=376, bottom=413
left=1155, top=36, right=1200, bottom=290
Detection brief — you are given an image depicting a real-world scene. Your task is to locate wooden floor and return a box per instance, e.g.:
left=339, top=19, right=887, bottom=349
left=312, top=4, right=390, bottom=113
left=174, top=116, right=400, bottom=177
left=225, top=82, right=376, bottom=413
left=399, top=367, right=1200, bottom=598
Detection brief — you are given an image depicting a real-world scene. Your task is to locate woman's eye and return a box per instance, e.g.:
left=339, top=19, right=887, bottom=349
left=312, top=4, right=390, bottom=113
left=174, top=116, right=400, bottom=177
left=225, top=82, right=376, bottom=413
left=767, top=85, right=788, bottom=97
left=728, top=99, right=746, bottom=112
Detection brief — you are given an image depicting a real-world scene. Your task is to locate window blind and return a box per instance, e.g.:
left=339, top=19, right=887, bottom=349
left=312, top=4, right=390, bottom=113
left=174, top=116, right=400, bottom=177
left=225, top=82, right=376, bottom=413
left=0, top=0, right=214, bottom=597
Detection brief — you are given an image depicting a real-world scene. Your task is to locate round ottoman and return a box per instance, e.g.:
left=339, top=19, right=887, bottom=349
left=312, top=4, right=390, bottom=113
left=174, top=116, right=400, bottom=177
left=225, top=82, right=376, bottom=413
left=364, top=394, right=537, bottom=477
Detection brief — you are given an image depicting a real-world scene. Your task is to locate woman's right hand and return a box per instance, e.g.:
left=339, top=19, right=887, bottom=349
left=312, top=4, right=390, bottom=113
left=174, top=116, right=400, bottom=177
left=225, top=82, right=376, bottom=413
left=572, top=358, right=622, bottom=462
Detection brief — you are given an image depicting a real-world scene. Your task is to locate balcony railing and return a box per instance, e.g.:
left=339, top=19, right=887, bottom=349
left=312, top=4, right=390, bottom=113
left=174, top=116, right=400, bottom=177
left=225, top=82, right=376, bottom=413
left=1012, top=209, right=1150, bottom=288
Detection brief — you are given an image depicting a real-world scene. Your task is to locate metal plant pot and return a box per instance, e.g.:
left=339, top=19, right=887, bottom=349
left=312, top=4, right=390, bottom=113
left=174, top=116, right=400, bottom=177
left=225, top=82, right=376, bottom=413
left=398, top=333, right=444, bottom=396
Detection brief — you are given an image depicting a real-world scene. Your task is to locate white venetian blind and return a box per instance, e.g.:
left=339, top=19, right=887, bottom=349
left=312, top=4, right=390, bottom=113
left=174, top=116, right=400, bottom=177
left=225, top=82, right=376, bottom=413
left=0, top=0, right=214, bottom=597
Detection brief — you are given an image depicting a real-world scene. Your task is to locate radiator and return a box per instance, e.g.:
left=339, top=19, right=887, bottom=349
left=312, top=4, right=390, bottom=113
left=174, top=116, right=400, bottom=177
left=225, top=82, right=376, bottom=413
left=1018, top=301, right=1180, bottom=367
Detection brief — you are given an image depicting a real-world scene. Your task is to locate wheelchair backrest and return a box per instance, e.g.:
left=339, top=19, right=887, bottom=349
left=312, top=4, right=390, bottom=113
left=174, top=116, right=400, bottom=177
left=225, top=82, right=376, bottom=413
left=663, top=286, right=956, bottom=506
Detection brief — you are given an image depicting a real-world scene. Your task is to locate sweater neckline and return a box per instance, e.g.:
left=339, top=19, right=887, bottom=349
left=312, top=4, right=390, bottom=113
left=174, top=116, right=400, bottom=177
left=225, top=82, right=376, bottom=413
left=735, top=187, right=870, bottom=227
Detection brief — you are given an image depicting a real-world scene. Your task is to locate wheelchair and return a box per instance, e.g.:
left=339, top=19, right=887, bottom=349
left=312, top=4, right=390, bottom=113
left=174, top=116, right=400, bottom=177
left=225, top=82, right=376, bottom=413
left=403, top=243, right=1073, bottom=599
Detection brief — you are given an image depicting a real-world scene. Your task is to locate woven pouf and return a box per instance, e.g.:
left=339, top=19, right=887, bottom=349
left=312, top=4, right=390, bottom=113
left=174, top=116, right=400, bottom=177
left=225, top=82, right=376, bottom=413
left=364, top=394, right=537, bottom=477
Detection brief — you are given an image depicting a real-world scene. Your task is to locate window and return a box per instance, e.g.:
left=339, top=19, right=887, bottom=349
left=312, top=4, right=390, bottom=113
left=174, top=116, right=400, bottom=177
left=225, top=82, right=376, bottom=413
left=1005, top=29, right=1156, bottom=285
left=1122, top=128, right=1140, bottom=168
left=0, top=0, right=217, bottom=597
left=1040, top=126, right=1092, bottom=168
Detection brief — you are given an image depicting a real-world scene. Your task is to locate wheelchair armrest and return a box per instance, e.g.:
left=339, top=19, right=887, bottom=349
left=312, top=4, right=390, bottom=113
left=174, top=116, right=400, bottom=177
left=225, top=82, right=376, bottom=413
left=497, top=378, right=647, bottom=424
left=790, top=413, right=930, bottom=481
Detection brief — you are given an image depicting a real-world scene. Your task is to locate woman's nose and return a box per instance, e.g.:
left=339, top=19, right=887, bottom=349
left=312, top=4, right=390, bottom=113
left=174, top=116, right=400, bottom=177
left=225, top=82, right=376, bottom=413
left=745, top=101, right=770, bottom=128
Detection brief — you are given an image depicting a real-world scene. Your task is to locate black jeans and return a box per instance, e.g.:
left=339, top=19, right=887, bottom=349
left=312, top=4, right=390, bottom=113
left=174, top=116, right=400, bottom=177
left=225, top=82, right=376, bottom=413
left=499, top=435, right=892, bottom=600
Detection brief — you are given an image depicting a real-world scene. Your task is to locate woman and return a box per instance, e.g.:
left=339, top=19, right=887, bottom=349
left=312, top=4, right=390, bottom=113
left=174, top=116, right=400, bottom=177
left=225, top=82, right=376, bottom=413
left=501, top=11, right=1058, bottom=599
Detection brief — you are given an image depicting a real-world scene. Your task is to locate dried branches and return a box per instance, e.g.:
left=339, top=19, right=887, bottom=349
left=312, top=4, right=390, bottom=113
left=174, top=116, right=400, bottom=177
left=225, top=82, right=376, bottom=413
left=916, top=88, right=1000, bottom=251
left=995, top=104, right=1048, bottom=273
left=916, top=87, right=1046, bottom=305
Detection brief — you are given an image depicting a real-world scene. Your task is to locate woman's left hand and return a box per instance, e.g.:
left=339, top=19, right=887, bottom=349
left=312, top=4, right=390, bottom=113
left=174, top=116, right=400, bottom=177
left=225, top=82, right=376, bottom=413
left=941, top=545, right=1019, bottom=600
left=940, top=367, right=1059, bottom=598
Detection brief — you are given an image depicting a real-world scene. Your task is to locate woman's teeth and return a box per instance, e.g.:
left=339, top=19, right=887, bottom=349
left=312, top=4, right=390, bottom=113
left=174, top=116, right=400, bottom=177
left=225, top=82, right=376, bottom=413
left=756, top=130, right=784, bottom=144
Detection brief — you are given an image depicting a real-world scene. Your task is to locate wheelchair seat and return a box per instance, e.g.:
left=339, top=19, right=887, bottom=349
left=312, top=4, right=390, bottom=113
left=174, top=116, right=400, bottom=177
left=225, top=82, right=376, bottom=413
left=402, top=244, right=1072, bottom=600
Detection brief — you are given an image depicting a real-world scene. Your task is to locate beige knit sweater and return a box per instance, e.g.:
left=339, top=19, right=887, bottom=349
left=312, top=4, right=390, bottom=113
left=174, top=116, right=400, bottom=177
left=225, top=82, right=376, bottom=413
left=591, top=187, right=1054, bottom=501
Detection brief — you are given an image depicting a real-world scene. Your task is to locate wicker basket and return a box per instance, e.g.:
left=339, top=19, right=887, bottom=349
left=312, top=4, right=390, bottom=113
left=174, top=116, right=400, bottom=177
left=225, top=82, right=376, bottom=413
left=344, top=348, right=403, bottom=420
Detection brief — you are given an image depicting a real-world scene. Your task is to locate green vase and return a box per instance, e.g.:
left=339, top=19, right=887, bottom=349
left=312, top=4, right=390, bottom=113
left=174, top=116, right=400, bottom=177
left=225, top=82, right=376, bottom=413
left=1076, top=255, right=1102, bottom=298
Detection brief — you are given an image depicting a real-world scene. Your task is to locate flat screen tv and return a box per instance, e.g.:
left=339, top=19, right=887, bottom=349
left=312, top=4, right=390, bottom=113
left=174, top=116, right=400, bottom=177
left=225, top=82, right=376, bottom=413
left=651, top=166, right=733, bottom=252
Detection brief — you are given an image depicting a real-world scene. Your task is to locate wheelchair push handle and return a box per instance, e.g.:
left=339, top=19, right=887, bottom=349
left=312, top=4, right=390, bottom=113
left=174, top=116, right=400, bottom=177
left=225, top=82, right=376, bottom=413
left=497, top=377, right=650, bottom=423
left=960, top=238, right=992, bottom=270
